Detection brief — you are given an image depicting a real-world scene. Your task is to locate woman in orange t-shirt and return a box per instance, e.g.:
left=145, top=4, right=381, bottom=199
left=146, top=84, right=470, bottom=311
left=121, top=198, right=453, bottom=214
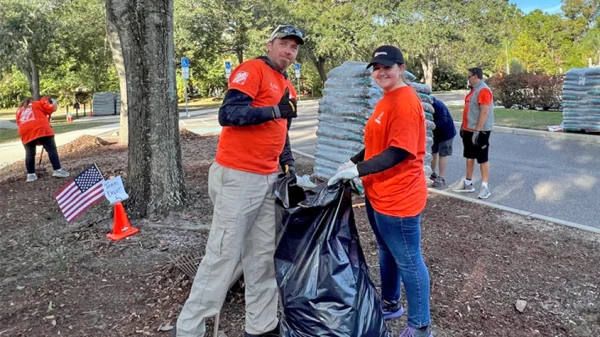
left=328, top=46, right=432, bottom=337
left=16, top=97, right=70, bottom=182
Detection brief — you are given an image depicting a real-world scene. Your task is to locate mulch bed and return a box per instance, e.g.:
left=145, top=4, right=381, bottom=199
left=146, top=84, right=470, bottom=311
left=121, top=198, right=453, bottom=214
left=0, top=133, right=598, bottom=337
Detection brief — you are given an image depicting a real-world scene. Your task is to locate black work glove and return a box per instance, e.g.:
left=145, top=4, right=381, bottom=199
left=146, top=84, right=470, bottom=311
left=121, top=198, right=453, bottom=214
left=283, top=164, right=297, bottom=185
left=274, top=88, right=297, bottom=119
left=459, top=129, right=464, bottom=138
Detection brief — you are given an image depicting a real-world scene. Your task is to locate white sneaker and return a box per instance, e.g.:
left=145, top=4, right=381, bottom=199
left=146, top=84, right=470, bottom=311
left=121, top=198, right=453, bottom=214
left=52, top=169, right=70, bottom=178
left=26, top=173, right=37, bottom=182
left=478, top=186, right=491, bottom=199
left=453, top=181, right=475, bottom=193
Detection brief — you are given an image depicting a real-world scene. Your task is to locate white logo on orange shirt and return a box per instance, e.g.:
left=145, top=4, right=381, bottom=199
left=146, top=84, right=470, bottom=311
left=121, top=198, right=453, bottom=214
left=18, top=106, right=35, bottom=124
left=269, top=83, right=280, bottom=92
left=375, top=111, right=384, bottom=124
left=232, top=71, right=249, bottom=85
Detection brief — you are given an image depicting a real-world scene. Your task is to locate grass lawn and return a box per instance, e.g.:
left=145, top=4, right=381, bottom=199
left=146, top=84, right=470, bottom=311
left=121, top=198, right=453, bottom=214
left=0, top=107, right=17, bottom=119
left=447, top=105, right=563, bottom=131
left=0, top=121, right=109, bottom=144
left=179, top=97, right=222, bottom=109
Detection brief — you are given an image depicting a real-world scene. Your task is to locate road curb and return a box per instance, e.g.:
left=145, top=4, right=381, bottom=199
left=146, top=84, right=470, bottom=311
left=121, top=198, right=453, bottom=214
left=428, top=188, right=600, bottom=234
left=453, top=122, right=600, bottom=143
left=291, top=148, right=600, bottom=235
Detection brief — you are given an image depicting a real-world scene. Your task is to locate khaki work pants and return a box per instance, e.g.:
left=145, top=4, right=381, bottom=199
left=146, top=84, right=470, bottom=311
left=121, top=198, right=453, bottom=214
left=176, top=163, right=279, bottom=336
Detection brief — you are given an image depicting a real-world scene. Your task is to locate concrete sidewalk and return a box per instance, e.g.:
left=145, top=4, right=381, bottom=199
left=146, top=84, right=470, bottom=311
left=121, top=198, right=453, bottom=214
left=0, top=123, right=120, bottom=170
left=0, top=108, right=222, bottom=170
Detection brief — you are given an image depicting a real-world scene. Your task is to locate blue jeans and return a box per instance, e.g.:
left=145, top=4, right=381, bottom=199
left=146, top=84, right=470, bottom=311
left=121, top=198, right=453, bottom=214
left=365, top=198, right=431, bottom=328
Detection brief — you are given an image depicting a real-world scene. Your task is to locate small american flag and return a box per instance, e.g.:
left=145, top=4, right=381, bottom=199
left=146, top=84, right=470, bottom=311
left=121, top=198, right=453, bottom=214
left=55, top=164, right=105, bottom=222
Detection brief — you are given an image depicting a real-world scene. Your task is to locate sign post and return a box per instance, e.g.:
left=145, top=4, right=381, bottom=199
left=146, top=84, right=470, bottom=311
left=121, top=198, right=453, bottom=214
left=181, top=57, right=190, bottom=117
left=225, top=61, right=232, bottom=80
left=294, top=63, right=301, bottom=100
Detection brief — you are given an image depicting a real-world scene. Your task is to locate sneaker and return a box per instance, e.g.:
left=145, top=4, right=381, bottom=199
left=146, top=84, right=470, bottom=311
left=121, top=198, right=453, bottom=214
left=26, top=173, right=38, bottom=182
left=382, top=299, right=404, bottom=320
left=399, top=326, right=433, bottom=337
left=52, top=169, right=70, bottom=178
left=478, top=186, right=491, bottom=199
left=431, top=177, right=445, bottom=188
left=430, top=172, right=438, bottom=181
left=452, top=181, right=475, bottom=193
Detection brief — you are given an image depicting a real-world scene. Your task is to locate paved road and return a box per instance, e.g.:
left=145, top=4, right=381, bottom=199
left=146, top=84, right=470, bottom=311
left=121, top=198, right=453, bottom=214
left=4, top=99, right=599, bottom=228
left=431, top=90, right=466, bottom=106
left=441, top=132, right=600, bottom=227
left=183, top=102, right=600, bottom=228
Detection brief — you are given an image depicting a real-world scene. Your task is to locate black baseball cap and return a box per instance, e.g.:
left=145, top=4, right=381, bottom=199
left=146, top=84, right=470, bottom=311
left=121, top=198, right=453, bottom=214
left=367, top=45, right=404, bottom=68
left=268, top=25, right=305, bottom=45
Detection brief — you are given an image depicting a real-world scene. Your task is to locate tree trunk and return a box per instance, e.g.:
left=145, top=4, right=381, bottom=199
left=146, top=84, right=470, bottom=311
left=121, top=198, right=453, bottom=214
left=106, top=21, right=129, bottom=145
left=421, top=55, right=434, bottom=88
left=105, top=0, right=186, bottom=218
left=309, top=54, right=327, bottom=86
left=236, top=47, right=244, bottom=64
left=23, top=59, right=41, bottom=100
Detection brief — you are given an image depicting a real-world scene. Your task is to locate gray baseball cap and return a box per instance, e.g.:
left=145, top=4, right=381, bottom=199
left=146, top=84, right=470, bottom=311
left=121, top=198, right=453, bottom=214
left=268, top=25, right=304, bottom=45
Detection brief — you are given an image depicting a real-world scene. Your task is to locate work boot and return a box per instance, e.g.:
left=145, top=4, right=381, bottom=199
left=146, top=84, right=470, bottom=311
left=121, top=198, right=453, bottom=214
left=244, top=324, right=280, bottom=337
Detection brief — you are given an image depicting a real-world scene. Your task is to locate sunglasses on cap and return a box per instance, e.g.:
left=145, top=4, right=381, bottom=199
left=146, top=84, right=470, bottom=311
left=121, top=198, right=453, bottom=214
left=269, top=25, right=305, bottom=45
left=275, top=25, right=303, bottom=37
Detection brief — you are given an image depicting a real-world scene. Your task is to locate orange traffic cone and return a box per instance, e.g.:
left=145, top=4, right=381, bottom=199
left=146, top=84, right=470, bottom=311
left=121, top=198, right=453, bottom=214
left=107, top=202, right=139, bottom=241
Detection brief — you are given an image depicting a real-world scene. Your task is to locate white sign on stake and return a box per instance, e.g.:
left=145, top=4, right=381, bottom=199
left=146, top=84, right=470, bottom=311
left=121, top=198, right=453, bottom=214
left=102, top=176, right=129, bottom=204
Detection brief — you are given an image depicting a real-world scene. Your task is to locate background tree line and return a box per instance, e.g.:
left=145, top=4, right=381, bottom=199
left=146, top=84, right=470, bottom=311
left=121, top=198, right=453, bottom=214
left=0, top=0, right=599, bottom=108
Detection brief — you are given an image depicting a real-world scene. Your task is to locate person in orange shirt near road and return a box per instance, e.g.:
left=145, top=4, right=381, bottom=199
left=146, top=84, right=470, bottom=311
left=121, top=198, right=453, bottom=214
left=329, top=45, right=433, bottom=337
left=453, top=67, right=494, bottom=199
left=173, top=25, right=304, bottom=337
left=15, top=96, right=70, bottom=182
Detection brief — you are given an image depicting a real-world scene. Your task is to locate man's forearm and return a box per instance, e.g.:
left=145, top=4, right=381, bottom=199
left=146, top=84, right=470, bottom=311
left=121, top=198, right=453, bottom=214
left=475, top=104, right=490, bottom=130
left=218, top=89, right=275, bottom=127
left=279, top=119, right=294, bottom=169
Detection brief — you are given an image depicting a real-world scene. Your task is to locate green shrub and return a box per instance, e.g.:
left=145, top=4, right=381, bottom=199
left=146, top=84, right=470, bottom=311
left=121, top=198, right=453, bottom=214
left=488, top=73, right=563, bottom=110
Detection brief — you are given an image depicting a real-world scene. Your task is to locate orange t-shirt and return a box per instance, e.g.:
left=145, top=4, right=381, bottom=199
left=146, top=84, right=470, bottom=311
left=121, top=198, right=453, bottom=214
left=362, top=86, right=427, bottom=217
left=462, top=88, right=492, bottom=131
left=16, top=99, right=55, bottom=145
left=215, top=59, right=297, bottom=174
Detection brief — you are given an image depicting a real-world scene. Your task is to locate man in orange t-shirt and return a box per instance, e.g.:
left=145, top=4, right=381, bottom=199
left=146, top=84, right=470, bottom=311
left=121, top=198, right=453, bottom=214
left=16, top=96, right=70, bottom=182
left=453, top=67, right=494, bottom=199
left=175, top=25, right=304, bottom=337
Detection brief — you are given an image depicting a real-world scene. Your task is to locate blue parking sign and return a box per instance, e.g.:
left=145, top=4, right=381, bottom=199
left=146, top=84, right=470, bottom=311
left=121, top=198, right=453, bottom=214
left=181, top=57, right=189, bottom=68
left=225, top=61, right=231, bottom=70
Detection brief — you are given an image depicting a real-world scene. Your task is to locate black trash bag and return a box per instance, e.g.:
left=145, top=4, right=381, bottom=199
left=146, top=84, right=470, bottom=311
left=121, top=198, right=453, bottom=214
left=274, top=178, right=389, bottom=337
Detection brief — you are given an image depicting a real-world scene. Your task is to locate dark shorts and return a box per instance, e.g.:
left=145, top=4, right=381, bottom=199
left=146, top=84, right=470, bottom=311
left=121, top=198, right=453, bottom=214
left=431, top=138, right=454, bottom=157
left=462, top=130, right=491, bottom=164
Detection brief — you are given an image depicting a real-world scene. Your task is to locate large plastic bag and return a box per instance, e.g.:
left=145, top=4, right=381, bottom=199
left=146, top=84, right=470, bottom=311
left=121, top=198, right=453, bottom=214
left=274, top=177, right=389, bottom=337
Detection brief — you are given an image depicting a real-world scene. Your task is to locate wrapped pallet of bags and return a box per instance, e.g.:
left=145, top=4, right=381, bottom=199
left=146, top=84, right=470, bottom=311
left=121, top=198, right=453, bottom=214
left=409, top=77, right=435, bottom=179
left=314, top=61, right=383, bottom=180
left=314, top=63, right=434, bottom=183
left=562, top=67, right=600, bottom=132
left=92, top=92, right=117, bottom=116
